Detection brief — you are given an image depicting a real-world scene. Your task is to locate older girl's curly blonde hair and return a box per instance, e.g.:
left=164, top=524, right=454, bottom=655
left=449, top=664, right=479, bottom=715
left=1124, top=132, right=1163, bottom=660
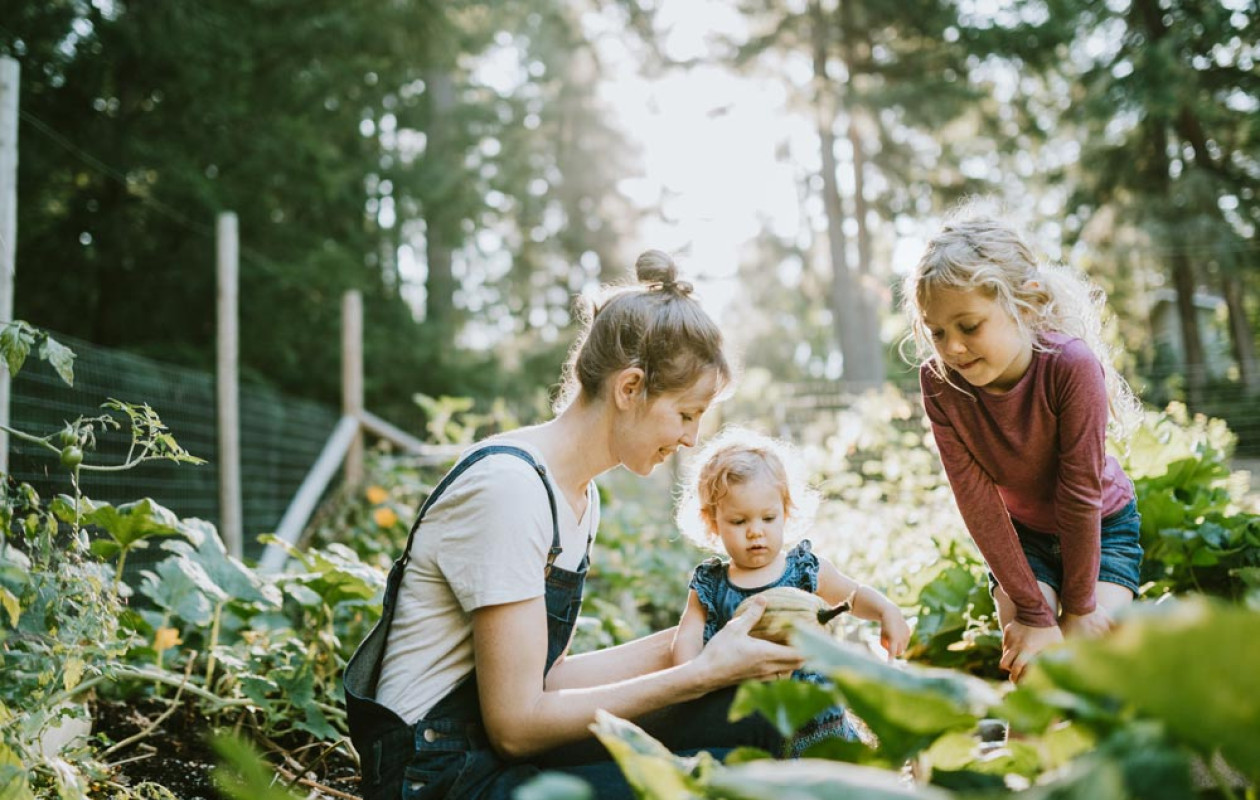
left=901, top=200, right=1141, bottom=439
left=675, top=426, right=820, bottom=552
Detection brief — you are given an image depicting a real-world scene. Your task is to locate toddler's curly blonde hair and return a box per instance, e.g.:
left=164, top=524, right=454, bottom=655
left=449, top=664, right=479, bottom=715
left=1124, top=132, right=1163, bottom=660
left=675, top=426, right=819, bottom=552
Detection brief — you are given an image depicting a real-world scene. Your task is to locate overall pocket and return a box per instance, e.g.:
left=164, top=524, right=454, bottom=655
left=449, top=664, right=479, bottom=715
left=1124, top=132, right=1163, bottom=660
left=401, top=749, right=470, bottom=800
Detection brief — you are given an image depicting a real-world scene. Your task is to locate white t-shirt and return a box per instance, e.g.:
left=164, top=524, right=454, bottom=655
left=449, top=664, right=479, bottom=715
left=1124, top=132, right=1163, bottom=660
left=375, top=439, right=600, bottom=725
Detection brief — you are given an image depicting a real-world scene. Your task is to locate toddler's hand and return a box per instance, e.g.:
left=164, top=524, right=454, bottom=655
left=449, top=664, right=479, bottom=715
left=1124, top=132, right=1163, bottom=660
left=1060, top=607, right=1113, bottom=639
left=879, top=609, right=911, bottom=661
left=999, top=621, right=1063, bottom=683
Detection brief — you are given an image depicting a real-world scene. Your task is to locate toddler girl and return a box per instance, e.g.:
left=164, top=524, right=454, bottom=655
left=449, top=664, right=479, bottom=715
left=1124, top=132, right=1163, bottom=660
left=903, top=206, right=1144, bottom=683
left=671, top=427, right=910, bottom=754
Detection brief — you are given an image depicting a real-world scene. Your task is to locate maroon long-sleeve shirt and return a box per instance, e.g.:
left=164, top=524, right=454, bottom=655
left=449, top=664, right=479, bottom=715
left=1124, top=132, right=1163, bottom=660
left=920, top=333, right=1133, bottom=627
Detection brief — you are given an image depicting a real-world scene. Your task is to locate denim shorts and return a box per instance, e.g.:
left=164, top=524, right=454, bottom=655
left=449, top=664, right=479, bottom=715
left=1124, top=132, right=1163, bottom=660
left=988, top=499, right=1144, bottom=599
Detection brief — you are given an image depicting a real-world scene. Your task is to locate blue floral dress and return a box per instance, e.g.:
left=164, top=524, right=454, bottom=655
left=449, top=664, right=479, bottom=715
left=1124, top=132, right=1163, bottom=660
left=689, top=539, right=860, bottom=755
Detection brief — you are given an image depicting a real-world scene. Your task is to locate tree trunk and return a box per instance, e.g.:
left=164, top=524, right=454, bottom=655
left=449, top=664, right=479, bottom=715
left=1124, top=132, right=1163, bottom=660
left=1222, top=271, right=1260, bottom=395
left=1133, top=0, right=1207, bottom=407
left=811, top=1, right=869, bottom=390
left=844, top=105, right=883, bottom=384
left=1170, top=247, right=1206, bottom=407
left=423, top=69, right=457, bottom=341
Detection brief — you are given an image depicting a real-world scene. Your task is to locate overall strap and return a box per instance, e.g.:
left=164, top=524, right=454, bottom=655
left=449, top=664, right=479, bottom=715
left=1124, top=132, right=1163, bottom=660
left=394, top=444, right=563, bottom=579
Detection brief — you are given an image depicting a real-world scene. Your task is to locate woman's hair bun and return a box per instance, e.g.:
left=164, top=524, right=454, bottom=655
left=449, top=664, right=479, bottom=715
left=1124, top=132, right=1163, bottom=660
left=634, top=249, right=678, bottom=285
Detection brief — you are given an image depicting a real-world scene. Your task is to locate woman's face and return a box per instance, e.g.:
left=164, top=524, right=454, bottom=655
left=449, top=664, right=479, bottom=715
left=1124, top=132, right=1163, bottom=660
left=616, top=369, right=720, bottom=476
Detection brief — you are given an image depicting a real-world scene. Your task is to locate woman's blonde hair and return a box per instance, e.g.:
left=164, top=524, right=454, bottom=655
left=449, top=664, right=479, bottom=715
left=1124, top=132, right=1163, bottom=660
left=675, top=427, right=819, bottom=552
left=555, top=249, right=731, bottom=412
left=901, top=201, right=1141, bottom=438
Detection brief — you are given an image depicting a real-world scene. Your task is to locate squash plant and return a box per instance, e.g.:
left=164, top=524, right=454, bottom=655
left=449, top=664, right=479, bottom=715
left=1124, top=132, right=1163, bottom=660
left=569, top=596, right=1257, bottom=799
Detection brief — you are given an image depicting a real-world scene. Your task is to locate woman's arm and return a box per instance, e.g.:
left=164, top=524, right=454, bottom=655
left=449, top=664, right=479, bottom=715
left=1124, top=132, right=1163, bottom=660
left=545, top=628, right=677, bottom=690
left=474, top=595, right=803, bottom=759
left=670, top=590, right=708, bottom=665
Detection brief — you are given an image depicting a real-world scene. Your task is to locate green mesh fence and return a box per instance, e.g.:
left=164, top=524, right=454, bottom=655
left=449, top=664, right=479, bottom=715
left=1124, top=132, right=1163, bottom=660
left=5, top=331, right=339, bottom=564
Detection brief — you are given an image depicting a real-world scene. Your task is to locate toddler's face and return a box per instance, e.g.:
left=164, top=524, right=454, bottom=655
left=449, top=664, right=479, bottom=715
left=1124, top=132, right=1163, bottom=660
left=712, top=476, right=787, bottom=572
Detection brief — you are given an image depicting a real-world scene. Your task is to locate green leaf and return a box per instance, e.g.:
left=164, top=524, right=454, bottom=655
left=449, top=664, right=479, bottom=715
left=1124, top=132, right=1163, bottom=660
left=1026, top=597, right=1260, bottom=781
left=82, top=498, right=183, bottom=553
left=294, top=703, right=340, bottom=742
left=37, top=335, right=75, bottom=387
left=238, top=675, right=281, bottom=709
left=139, top=556, right=229, bottom=626
left=0, top=322, right=31, bottom=378
left=721, top=747, right=775, bottom=765
left=1019, top=756, right=1127, bottom=800
left=514, top=773, right=595, bottom=800
left=211, top=734, right=302, bottom=800
left=707, top=758, right=954, bottom=800
left=282, top=542, right=384, bottom=608
left=992, top=687, right=1057, bottom=734
left=62, top=656, right=85, bottom=692
left=162, top=519, right=280, bottom=608
left=792, top=627, right=996, bottom=764
left=729, top=678, right=841, bottom=739
left=0, top=740, right=35, bottom=800
left=283, top=583, right=322, bottom=608
left=1042, top=723, right=1097, bottom=770
left=0, top=587, right=19, bottom=628
left=1232, top=566, right=1260, bottom=588
left=590, top=710, right=711, bottom=799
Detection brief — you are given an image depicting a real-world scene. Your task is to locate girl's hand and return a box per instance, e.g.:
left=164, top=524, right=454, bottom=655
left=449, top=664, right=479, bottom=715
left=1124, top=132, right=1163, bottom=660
left=696, top=596, right=804, bottom=684
left=1060, top=607, right=1113, bottom=639
left=999, top=621, right=1063, bottom=683
left=879, top=609, right=911, bottom=661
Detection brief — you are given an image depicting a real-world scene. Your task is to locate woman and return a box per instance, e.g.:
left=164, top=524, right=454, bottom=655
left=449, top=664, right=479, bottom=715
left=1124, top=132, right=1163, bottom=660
left=345, top=250, right=803, bottom=800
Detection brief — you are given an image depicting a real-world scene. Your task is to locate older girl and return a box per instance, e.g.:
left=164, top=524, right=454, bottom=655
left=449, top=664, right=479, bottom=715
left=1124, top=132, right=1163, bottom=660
left=904, top=208, right=1143, bottom=683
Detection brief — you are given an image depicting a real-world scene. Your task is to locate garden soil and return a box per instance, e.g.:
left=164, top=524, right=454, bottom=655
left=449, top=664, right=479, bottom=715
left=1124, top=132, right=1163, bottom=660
left=94, top=698, right=361, bottom=799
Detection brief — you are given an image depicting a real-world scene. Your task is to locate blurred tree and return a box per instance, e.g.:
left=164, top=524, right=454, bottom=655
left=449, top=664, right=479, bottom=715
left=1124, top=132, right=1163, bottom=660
left=723, top=0, right=1008, bottom=389
left=4, top=0, right=442, bottom=406
left=1005, top=0, right=1260, bottom=404
left=2, top=0, right=642, bottom=430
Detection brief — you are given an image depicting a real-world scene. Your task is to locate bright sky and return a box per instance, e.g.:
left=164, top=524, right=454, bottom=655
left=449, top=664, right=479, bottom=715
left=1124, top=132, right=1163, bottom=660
left=586, top=1, right=805, bottom=320
left=585, top=0, right=928, bottom=324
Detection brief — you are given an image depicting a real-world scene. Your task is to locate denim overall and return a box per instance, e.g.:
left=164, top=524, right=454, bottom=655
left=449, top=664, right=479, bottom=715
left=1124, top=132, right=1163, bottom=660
left=344, top=445, right=591, bottom=800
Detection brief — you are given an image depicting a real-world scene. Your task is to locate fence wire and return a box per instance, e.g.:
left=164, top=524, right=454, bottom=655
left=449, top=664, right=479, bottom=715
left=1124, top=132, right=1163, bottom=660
left=5, top=331, right=338, bottom=564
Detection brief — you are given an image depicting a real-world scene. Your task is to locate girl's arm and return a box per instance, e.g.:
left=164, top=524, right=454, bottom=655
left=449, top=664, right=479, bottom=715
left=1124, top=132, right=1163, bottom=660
left=1050, top=343, right=1110, bottom=617
left=474, top=594, right=804, bottom=759
left=670, top=590, right=708, bottom=665
left=816, top=556, right=910, bottom=659
left=921, top=374, right=1057, bottom=629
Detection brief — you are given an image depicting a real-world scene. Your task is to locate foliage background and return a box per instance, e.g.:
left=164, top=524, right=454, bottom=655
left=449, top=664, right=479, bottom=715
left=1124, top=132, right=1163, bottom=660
left=3, top=0, right=1260, bottom=797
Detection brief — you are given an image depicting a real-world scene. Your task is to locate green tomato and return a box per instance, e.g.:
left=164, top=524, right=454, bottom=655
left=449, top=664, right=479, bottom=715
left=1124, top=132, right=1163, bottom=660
left=60, top=445, right=83, bottom=470
left=59, top=427, right=78, bottom=447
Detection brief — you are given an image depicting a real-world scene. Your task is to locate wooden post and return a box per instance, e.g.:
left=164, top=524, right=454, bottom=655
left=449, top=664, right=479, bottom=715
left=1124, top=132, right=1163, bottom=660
left=216, top=212, right=243, bottom=557
left=342, top=290, right=364, bottom=487
left=0, top=57, right=19, bottom=475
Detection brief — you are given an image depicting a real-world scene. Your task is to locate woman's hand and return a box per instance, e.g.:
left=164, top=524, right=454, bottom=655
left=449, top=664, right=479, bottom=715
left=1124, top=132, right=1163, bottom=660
left=1060, top=607, right=1113, bottom=639
left=999, top=620, right=1063, bottom=683
left=879, top=608, right=911, bottom=661
left=695, top=596, right=804, bottom=685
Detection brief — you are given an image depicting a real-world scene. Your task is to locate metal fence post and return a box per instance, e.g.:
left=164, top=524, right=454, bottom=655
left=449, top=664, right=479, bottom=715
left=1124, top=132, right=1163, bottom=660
left=217, top=212, right=243, bottom=557
left=0, top=57, right=21, bottom=474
